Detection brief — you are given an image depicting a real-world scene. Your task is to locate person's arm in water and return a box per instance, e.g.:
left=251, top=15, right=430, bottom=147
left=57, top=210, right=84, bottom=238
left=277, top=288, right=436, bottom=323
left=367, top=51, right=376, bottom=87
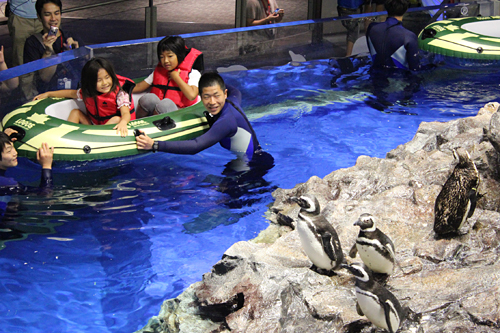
left=136, top=114, right=235, bottom=154
left=406, top=34, right=421, bottom=71
left=0, top=142, right=54, bottom=195
left=37, top=142, right=54, bottom=188
left=33, top=89, right=78, bottom=100
left=169, top=69, right=199, bottom=101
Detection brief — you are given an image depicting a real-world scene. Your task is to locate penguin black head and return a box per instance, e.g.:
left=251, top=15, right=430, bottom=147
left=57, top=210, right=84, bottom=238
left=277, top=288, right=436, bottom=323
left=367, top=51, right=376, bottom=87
left=453, top=148, right=474, bottom=169
left=342, top=262, right=373, bottom=283
left=354, top=213, right=376, bottom=231
left=291, top=194, right=321, bottom=215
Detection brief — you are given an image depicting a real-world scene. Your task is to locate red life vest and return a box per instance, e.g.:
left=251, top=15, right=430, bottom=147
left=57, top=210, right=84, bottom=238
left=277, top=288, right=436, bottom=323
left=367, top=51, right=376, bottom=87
left=84, top=75, right=136, bottom=125
left=150, top=48, right=203, bottom=109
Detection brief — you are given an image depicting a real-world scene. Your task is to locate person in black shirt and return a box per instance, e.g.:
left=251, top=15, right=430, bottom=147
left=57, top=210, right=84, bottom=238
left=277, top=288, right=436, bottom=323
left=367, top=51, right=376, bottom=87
left=22, top=0, right=84, bottom=98
left=366, top=0, right=420, bottom=71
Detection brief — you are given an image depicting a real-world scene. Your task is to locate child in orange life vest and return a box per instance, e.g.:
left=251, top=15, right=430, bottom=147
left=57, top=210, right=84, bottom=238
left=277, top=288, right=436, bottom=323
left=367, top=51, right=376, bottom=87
left=33, top=58, right=136, bottom=137
left=133, top=36, right=203, bottom=117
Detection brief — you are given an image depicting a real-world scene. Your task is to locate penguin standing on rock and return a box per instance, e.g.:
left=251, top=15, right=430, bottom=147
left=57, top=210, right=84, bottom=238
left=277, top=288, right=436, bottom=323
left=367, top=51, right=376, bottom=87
left=349, top=213, right=396, bottom=275
left=434, top=148, right=480, bottom=236
left=292, top=195, right=344, bottom=275
left=342, top=263, right=404, bottom=333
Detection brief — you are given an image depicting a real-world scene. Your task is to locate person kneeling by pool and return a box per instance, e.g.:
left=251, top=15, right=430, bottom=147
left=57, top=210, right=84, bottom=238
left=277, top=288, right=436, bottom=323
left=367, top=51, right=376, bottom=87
left=0, top=130, right=54, bottom=194
left=135, top=72, right=264, bottom=161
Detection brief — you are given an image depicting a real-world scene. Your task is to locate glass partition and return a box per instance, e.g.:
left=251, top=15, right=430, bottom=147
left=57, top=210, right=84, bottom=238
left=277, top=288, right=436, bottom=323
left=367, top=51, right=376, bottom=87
left=0, top=2, right=479, bottom=119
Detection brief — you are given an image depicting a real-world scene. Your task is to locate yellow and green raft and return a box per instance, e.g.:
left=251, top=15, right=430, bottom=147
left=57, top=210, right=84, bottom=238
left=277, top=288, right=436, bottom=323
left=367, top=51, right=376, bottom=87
left=1, top=97, right=209, bottom=161
left=418, top=16, right=500, bottom=67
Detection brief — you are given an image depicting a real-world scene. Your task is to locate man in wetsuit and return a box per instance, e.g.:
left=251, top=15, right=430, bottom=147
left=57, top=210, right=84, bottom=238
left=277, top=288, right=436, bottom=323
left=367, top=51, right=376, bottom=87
left=366, top=0, right=420, bottom=71
left=136, top=72, right=263, bottom=162
left=0, top=130, right=54, bottom=195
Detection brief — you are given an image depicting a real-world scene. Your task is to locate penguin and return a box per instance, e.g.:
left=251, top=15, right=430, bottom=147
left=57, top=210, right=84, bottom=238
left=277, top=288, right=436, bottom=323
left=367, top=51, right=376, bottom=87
left=349, top=213, right=396, bottom=275
left=342, top=263, right=404, bottom=333
left=434, top=148, right=480, bottom=236
left=292, top=194, right=344, bottom=275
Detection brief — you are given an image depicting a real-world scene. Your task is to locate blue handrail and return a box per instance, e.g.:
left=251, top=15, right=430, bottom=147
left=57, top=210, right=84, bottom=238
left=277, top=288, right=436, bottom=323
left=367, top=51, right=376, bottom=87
left=0, top=4, right=451, bottom=83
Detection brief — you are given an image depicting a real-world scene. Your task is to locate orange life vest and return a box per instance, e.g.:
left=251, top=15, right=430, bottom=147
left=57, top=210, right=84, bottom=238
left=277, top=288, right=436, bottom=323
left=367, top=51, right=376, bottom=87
left=84, top=75, right=136, bottom=125
left=150, top=48, right=203, bottom=109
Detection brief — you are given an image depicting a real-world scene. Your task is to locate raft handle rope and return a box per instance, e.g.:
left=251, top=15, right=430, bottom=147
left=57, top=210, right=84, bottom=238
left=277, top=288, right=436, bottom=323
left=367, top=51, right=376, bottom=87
left=10, top=137, right=140, bottom=153
left=422, top=28, right=490, bottom=54
left=3, top=125, right=140, bottom=153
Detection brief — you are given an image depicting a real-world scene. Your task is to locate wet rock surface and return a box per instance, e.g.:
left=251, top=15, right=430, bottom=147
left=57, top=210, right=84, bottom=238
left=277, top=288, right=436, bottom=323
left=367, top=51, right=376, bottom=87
left=137, top=102, right=500, bottom=333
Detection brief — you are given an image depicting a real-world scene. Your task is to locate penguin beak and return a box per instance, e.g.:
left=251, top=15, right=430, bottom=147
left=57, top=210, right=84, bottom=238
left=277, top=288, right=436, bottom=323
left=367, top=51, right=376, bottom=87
left=290, top=196, right=304, bottom=206
left=341, top=264, right=353, bottom=273
left=353, top=220, right=360, bottom=226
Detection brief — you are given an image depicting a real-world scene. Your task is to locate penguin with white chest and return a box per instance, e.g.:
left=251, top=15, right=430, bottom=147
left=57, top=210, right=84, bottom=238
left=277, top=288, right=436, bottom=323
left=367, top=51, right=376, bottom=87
left=342, top=263, right=404, bottom=333
left=292, top=195, right=344, bottom=275
left=434, top=148, right=480, bottom=236
left=349, top=213, right=396, bottom=275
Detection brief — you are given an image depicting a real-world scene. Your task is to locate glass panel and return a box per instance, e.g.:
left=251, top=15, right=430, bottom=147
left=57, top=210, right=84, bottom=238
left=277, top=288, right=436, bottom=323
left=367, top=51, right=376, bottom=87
left=0, top=3, right=480, bottom=118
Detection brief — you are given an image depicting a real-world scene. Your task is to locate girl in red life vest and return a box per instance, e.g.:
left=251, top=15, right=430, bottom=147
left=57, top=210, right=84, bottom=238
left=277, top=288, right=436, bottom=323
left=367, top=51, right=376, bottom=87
left=33, top=58, right=136, bottom=137
left=133, top=36, right=203, bottom=118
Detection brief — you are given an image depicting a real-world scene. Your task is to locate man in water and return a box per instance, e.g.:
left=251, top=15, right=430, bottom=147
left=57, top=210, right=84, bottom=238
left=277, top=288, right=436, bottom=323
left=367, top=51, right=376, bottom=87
left=366, top=0, right=420, bottom=71
left=136, top=72, right=265, bottom=163
left=0, top=130, right=54, bottom=195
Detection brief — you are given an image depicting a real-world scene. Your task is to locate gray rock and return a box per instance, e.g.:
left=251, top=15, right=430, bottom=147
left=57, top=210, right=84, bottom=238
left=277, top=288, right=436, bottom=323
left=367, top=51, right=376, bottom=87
left=137, top=103, right=500, bottom=333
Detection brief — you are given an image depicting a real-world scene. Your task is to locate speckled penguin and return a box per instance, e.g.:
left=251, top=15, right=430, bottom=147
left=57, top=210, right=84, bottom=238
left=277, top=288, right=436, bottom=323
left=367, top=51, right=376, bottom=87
left=349, top=213, right=396, bottom=275
left=342, top=263, right=404, bottom=333
left=292, top=194, right=344, bottom=274
left=434, top=148, right=480, bottom=236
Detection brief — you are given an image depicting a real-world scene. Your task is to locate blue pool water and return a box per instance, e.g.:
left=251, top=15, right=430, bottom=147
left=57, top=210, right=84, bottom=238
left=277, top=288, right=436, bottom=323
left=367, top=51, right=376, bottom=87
left=0, top=60, right=498, bottom=332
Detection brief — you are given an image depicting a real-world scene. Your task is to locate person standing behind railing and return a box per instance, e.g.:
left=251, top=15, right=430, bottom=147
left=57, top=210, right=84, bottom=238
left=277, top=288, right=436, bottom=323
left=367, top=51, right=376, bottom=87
left=337, top=0, right=365, bottom=57
left=22, top=0, right=84, bottom=99
left=0, top=45, right=19, bottom=94
left=242, top=0, right=284, bottom=54
left=7, top=0, right=42, bottom=68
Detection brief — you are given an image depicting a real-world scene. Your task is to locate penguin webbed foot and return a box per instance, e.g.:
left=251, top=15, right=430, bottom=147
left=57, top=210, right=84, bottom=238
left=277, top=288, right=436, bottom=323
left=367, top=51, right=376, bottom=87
left=433, top=229, right=460, bottom=240
left=310, top=264, right=337, bottom=277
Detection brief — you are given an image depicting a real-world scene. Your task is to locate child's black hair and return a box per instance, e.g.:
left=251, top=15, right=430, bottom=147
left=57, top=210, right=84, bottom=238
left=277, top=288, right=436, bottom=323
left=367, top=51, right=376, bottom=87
left=157, top=36, right=188, bottom=66
left=385, top=0, right=409, bottom=17
left=198, top=72, right=226, bottom=94
left=35, top=0, right=62, bottom=18
left=80, top=58, right=119, bottom=99
left=0, top=132, right=13, bottom=160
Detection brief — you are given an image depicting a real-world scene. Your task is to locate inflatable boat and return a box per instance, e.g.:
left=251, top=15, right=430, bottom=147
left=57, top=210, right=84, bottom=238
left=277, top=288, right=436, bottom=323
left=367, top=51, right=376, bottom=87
left=418, top=16, right=500, bottom=68
left=1, top=96, right=209, bottom=161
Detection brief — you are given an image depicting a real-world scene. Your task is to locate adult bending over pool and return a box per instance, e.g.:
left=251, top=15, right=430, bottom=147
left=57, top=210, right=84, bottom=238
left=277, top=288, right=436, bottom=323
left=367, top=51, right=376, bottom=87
left=136, top=72, right=262, bottom=161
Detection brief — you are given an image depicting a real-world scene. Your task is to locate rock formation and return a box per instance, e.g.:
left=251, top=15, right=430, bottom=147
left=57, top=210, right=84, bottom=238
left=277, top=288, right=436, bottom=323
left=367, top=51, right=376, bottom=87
left=137, top=102, right=500, bottom=333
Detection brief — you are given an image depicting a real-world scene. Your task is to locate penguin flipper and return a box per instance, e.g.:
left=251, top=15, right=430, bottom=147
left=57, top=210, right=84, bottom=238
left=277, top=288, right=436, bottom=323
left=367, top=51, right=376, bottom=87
left=383, top=299, right=398, bottom=333
left=321, top=232, right=337, bottom=263
left=356, top=301, right=364, bottom=316
left=467, top=189, right=480, bottom=218
left=349, top=242, right=358, bottom=258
